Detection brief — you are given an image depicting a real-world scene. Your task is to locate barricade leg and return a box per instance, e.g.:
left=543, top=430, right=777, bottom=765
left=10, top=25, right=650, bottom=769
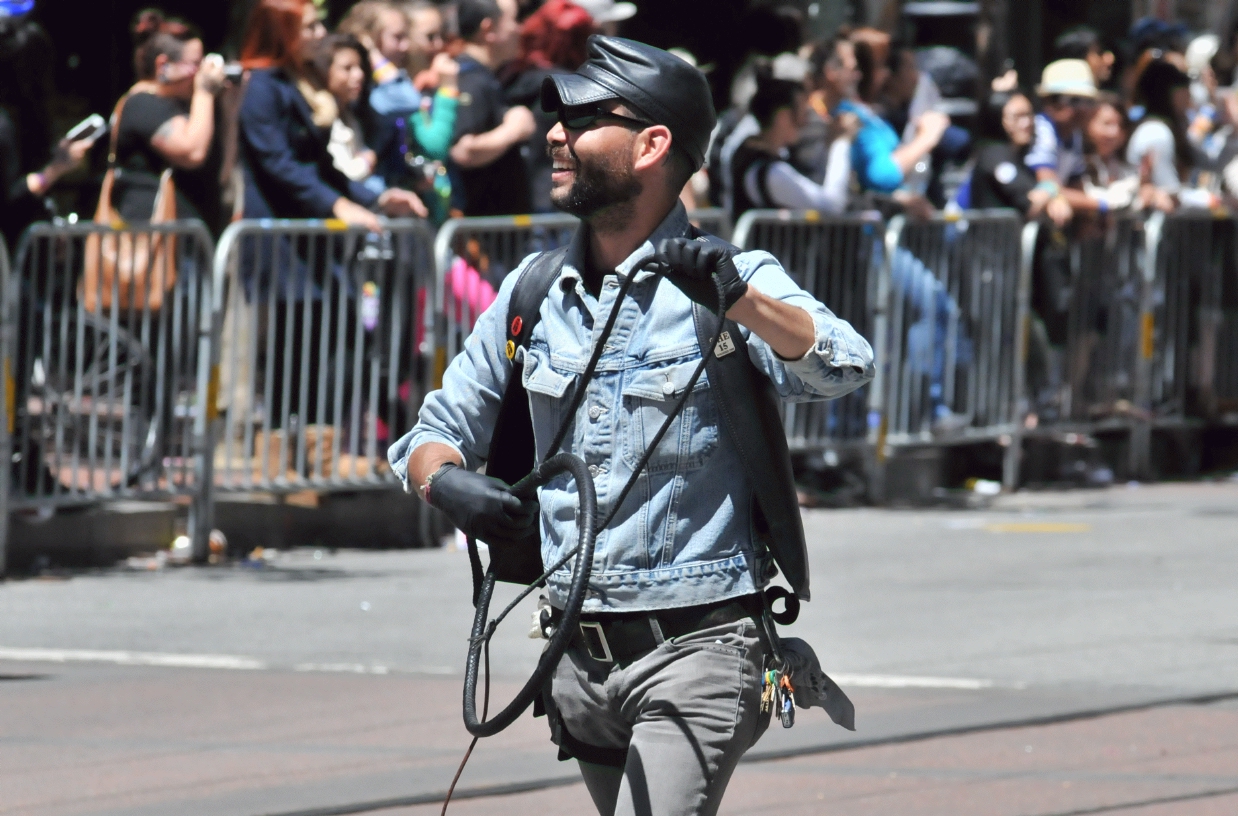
left=1004, top=222, right=1039, bottom=490
left=0, top=273, right=11, bottom=576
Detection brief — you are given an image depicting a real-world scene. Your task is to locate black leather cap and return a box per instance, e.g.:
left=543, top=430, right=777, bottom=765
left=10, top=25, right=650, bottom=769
left=540, top=35, right=716, bottom=170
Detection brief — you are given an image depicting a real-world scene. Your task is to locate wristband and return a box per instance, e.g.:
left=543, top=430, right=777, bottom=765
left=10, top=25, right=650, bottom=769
left=1097, top=198, right=1109, bottom=214
left=372, top=58, right=399, bottom=85
left=419, top=462, right=456, bottom=504
left=1035, top=180, right=1060, bottom=197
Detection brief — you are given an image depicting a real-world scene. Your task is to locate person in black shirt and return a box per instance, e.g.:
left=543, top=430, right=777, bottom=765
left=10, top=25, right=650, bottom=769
left=969, top=90, right=1071, bottom=226
left=448, top=0, right=535, bottom=215
left=112, top=11, right=228, bottom=234
left=0, top=15, right=97, bottom=247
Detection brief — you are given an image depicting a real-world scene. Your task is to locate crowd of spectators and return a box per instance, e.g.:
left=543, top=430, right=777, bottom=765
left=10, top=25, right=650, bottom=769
left=4, top=3, right=1238, bottom=246
left=715, top=19, right=1238, bottom=233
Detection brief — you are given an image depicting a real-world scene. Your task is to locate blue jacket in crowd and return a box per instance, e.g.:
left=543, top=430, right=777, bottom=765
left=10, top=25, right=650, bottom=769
left=238, top=67, right=379, bottom=219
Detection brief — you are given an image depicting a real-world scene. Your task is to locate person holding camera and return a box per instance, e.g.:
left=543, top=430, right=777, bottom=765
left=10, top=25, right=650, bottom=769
left=110, top=10, right=229, bottom=235
left=0, top=15, right=99, bottom=246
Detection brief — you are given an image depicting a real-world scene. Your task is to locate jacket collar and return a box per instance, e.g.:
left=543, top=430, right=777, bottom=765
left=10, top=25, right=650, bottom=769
left=557, top=202, right=691, bottom=291
left=270, top=67, right=325, bottom=132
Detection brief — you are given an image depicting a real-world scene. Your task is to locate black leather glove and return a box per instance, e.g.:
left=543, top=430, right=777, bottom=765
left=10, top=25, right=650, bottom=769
left=655, top=238, right=749, bottom=313
left=426, top=464, right=539, bottom=547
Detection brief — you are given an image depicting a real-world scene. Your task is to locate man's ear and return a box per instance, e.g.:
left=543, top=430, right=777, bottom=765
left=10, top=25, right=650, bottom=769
left=632, top=125, right=674, bottom=174
left=479, top=16, right=495, bottom=44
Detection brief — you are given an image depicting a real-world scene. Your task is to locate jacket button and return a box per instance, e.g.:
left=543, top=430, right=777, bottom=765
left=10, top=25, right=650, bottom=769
left=588, top=405, right=603, bottom=420
left=662, top=380, right=675, bottom=396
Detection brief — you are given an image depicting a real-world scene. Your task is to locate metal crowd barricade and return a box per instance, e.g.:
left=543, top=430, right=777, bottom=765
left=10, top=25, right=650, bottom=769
left=883, top=210, right=1029, bottom=485
left=202, top=219, right=435, bottom=557
left=0, top=239, right=11, bottom=570
left=1058, top=213, right=1149, bottom=426
left=1139, top=210, right=1238, bottom=471
left=1151, top=210, right=1237, bottom=419
left=3, top=221, right=216, bottom=569
left=1019, top=213, right=1152, bottom=479
left=732, top=210, right=886, bottom=479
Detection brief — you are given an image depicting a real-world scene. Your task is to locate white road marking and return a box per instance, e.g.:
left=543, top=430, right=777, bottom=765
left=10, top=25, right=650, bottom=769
left=293, top=663, right=390, bottom=675
left=0, top=647, right=456, bottom=676
left=0, top=649, right=1000, bottom=689
left=0, top=647, right=265, bottom=670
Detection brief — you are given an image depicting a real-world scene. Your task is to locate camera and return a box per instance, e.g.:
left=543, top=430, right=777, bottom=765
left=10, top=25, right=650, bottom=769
left=205, top=53, right=244, bottom=84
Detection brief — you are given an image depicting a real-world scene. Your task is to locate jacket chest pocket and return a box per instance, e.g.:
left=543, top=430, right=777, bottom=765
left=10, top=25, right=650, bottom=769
left=621, top=361, right=718, bottom=475
left=521, top=349, right=575, bottom=460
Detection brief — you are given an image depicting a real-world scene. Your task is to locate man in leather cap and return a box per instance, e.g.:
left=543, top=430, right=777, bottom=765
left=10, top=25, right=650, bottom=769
left=390, top=36, right=873, bottom=815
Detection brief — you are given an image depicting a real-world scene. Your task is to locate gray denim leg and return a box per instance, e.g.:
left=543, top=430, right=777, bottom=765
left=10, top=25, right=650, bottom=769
left=552, top=620, right=769, bottom=816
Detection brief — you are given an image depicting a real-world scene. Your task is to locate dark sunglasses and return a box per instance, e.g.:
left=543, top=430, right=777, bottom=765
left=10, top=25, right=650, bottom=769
left=558, top=104, right=653, bottom=132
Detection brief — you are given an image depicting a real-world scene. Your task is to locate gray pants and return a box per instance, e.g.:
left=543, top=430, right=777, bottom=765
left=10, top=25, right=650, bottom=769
left=550, top=619, right=770, bottom=816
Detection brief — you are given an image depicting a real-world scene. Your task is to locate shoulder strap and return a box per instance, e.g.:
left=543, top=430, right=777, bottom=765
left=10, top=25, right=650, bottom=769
left=483, top=245, right=570, bottom=587
left=105, top=95, right=128, bottom=167
left=505, top=245, right=569, bottom=359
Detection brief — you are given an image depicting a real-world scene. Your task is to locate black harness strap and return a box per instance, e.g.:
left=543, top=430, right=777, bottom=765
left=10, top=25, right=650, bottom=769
left=482, top=246, right=569, bottom=587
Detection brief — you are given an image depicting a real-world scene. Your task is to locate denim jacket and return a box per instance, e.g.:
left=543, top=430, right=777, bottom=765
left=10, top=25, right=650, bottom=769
left=390, top=204, right=874, bottom=612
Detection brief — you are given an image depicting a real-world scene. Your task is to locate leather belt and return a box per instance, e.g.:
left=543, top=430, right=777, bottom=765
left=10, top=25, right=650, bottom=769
left=558, top=595, right=760, bottom=665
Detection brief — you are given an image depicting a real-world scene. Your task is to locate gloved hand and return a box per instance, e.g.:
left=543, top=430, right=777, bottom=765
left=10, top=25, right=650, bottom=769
left=427, top=464, right=539, bottom=547
left=654, top=238, right=749, bottom=313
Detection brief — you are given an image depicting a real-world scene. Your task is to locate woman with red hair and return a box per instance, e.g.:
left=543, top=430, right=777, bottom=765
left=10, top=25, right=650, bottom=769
left=237, top=0, right=422, bottom=227
left=516, top=0, right=593, bottom=71
left=501, top=0, right=595, bottom=212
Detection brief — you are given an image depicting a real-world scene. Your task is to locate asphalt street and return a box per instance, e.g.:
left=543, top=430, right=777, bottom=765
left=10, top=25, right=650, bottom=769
left=0, top=481, right=1235, bottom=815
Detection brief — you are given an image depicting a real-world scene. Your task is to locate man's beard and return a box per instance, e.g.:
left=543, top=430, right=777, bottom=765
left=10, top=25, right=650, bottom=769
left=548, top=144, right=643, bottom=228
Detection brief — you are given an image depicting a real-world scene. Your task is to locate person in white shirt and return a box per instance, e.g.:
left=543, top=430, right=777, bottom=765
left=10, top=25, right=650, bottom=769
left=1127, top=58, right=1215, bottom=209
left=727, top=71, right=856, bottom=220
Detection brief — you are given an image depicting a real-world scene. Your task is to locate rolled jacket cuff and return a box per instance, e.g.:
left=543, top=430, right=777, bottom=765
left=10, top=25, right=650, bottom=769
left=780, top=313, right=874, bottom=378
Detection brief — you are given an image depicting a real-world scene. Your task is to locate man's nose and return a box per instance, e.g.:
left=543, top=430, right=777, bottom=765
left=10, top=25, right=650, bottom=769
left=547, top=121, right=567, bottom=146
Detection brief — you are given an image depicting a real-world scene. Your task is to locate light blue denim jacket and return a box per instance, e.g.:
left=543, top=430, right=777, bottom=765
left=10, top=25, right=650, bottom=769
left=390, top=205, right=874, bottom=612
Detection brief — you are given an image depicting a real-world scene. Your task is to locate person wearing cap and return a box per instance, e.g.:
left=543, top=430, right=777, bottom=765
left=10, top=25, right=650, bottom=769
left=1025, top=58, right=1098, bottom=221
left=392, top=34, right=873, bottom=815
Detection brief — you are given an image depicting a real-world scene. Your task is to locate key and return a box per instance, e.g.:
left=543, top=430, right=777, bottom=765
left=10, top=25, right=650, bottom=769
left=781, top=693, right=795, bottom=728
left=779, top=673, right=796, bottom=728
left=760, top=669, right=777, bottom=713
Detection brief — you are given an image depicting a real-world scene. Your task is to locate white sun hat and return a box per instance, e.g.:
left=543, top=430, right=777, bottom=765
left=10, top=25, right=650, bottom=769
left=573, top=0, right=637, bottom=25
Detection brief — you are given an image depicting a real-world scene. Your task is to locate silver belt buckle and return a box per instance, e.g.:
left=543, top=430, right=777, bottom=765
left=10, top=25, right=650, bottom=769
left=579, top=621, right=614, bottom=663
